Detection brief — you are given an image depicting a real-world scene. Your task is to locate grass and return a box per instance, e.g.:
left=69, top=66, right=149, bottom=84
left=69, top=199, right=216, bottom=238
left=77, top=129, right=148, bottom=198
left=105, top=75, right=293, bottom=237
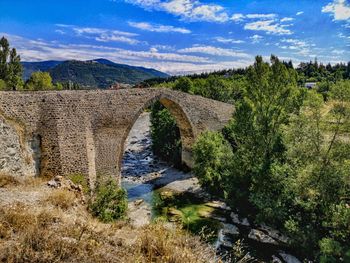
left=0, top=199, right=216, bottom=262
left=68, top=173, right=90, bottom=195
left=0, top=173, right=19, bottom=188
left=153, top=189, right=223, bottom=242
left=46, top=188, right=77, bottom=210
left=0, top=176, right=217, bottom=262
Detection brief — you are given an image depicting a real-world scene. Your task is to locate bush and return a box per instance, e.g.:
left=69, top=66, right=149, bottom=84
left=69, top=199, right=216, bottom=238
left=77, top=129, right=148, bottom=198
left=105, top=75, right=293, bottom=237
left=89, top=178, right=127, bottom=222
left=192, top=131, right=233, bottom=197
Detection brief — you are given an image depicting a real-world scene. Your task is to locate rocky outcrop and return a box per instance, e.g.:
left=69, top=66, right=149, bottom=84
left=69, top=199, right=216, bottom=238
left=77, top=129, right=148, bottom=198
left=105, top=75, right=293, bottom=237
left=0, top=115, right=40, bottom=177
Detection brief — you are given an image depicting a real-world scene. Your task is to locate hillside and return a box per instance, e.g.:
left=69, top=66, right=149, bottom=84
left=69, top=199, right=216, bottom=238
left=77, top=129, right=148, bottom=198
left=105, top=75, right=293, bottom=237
left=22, top=59, right=169, bottom=88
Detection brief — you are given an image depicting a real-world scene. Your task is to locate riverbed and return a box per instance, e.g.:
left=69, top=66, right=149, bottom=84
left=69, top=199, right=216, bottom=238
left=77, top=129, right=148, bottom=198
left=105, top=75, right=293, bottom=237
left=121, top=112, right=303, bottom=263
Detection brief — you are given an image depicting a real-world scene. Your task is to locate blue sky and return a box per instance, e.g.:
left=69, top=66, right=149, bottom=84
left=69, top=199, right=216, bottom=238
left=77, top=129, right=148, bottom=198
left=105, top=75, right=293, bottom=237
left=0, top=0, right=349, bottom=74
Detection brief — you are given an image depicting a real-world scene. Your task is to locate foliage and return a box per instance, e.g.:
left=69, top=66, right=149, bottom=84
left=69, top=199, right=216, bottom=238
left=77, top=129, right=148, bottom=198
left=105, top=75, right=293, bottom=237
left=150, top=101, right=182, bottom=167
left=192, top=131, right=233, bottom=197
left=154, top=190, right=221, bottom=243
left=25, top=71, right=54, bottom=90
left=68, top=173, right=90, bottom=195
left=189, top=56, right=350, bottom=261
left=222, top=56, right=301, bottom=218
left=173, top=76, right=194, bottom=93
left=89, top=178, right=127, bottom=222
left=0, top=36, right=23, bottom=90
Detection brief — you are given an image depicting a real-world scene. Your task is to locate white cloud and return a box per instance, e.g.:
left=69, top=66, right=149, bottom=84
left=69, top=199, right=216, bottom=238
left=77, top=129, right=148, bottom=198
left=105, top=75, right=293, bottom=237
left=296, top=11, right=304, bottom=16
left=244, top=20, right=293, bottom=35
left=126, top=0, right=229, bottom=22
left=128, top=21, right=191, bottom=33
left=280, top=17, right=294, bottom=22
left=231, top=13, right=277, bottom=22
left=250, top=34, right=263, bottom=44
left=278, top=38, right=314, bottom=56
left=2, top=33, right=211, bottom=64
left=322, top=0, right=350, bottom=21
left=2, top=32, right=256, bottom=75
left=178, top=45, right=251, bottom=58
left=245, top=14, right=277, bottom=19
left=332, top=49, right=346, bottom=54
left=214, top=37, right=245, bottom=44
left=56, top=24, right=141, bottom=45
left=231, top=13, right=245, bottom=22
left=151, top=44, right=175, bottom=51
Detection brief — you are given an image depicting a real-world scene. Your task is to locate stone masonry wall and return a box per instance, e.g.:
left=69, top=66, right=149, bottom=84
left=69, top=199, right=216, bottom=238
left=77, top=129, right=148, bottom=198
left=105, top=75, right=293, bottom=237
left=0, top=88, right=234, bottom=186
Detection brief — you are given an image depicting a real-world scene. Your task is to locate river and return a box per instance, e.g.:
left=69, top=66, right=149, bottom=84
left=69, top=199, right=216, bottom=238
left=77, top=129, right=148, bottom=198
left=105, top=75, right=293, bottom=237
left=121, top=112, right=303, bottom=263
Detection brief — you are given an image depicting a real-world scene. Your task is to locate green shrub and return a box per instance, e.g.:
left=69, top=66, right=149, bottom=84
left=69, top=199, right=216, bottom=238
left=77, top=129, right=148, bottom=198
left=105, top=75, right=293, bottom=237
left=89, top=178, right=127, bottom=222
left=68, top=173, right=90, bottom=195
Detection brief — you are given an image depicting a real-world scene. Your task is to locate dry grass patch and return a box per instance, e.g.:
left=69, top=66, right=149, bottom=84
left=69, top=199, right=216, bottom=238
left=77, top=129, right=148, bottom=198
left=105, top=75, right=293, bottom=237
left=136, top=223, right=216, bottom=263
left=0, top=173, right=19, bottom=188
left=0, top=202, right=217, bottom=263
left=45, top=189, right=77, bottom=210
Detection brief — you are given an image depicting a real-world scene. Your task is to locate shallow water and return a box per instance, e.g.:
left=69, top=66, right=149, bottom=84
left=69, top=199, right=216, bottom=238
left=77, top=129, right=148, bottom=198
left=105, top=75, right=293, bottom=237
left=121, top=181, right=153, bottom=204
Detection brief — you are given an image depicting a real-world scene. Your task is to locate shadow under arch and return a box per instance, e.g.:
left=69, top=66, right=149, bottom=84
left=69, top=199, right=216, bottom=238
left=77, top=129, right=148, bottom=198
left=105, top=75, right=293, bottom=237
left=117, top=93, right=196, bottom=179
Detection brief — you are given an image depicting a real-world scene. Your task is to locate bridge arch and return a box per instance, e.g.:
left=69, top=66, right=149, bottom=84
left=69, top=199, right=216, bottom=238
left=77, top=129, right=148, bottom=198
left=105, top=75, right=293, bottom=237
left=117, top=94, right=196, bottom=176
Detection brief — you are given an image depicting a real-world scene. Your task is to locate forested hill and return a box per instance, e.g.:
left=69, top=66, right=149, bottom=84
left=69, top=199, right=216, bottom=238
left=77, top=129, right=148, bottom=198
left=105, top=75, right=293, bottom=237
left=21, top=59, right=169, bottom=88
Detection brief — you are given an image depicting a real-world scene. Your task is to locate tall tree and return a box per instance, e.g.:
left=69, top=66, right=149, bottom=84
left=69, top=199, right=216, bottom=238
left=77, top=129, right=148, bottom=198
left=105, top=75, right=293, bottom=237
left=0, top=36, right=23, bottom=90
left=223, top=55, right=302, bottom=220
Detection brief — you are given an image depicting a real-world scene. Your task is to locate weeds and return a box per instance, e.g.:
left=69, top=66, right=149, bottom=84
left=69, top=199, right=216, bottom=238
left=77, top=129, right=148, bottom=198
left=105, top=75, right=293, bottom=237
left=89, top=178, right=128, bottom=222
left=68, top=173, right=90, bottom=195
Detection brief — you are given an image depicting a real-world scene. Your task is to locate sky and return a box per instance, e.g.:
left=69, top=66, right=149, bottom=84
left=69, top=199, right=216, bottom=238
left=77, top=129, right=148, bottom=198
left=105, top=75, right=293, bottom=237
left=0, top=0, right=349, bottom=75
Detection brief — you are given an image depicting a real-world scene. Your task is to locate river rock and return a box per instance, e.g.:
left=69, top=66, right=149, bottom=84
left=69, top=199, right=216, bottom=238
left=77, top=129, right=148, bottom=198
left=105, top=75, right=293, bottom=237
left=230, top=212, right=250, bottom=226
left=279, top=252, right=301, bottom=263
left=216, top=229, right=234, bottom=248
left=134, top=199, right=144, bottom=206
left=248, top=229, right=279, bottom=245
left=211, top=216, right=227, bottom=222
left=259, top=223, right=290, bottom=244
left=222, top=223, right=239, bottom=235
left=272, top=255, right=283, bottom=263
left=205, top=201, right=231, bottom=211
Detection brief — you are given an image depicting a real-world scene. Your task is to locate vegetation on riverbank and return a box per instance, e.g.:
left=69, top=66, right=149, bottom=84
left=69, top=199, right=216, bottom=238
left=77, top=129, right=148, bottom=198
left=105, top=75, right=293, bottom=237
left=153, top=189, right=222, bottom=242
left=0, top=175, right=216, bottom=263
left=150, top=56, right=350, bottom=262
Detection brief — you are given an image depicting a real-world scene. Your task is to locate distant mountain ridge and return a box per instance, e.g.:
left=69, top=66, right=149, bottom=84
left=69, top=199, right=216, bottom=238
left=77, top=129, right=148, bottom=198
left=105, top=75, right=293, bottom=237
left=21, top=59, right=169, bottom=88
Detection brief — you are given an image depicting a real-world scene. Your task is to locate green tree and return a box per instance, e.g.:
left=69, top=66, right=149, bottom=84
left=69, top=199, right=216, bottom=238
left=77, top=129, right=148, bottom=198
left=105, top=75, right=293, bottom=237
left=25, top=71, right=54, bottom=90
left=0, top=79, right=6, bottom=90
left=192, top=131, right=233, bottom=197
left=222, top=56, right=301, bottom=219
left=0, top=36, right=23, bottom=90
left=173, top=77, right=193, bottom=93
left=280, top=82, right=350, bottom=258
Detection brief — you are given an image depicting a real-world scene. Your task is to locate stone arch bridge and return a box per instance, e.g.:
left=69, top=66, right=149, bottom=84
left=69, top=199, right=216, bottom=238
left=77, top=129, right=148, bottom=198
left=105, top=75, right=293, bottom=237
left=0, top=88, right=234, bottom=186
